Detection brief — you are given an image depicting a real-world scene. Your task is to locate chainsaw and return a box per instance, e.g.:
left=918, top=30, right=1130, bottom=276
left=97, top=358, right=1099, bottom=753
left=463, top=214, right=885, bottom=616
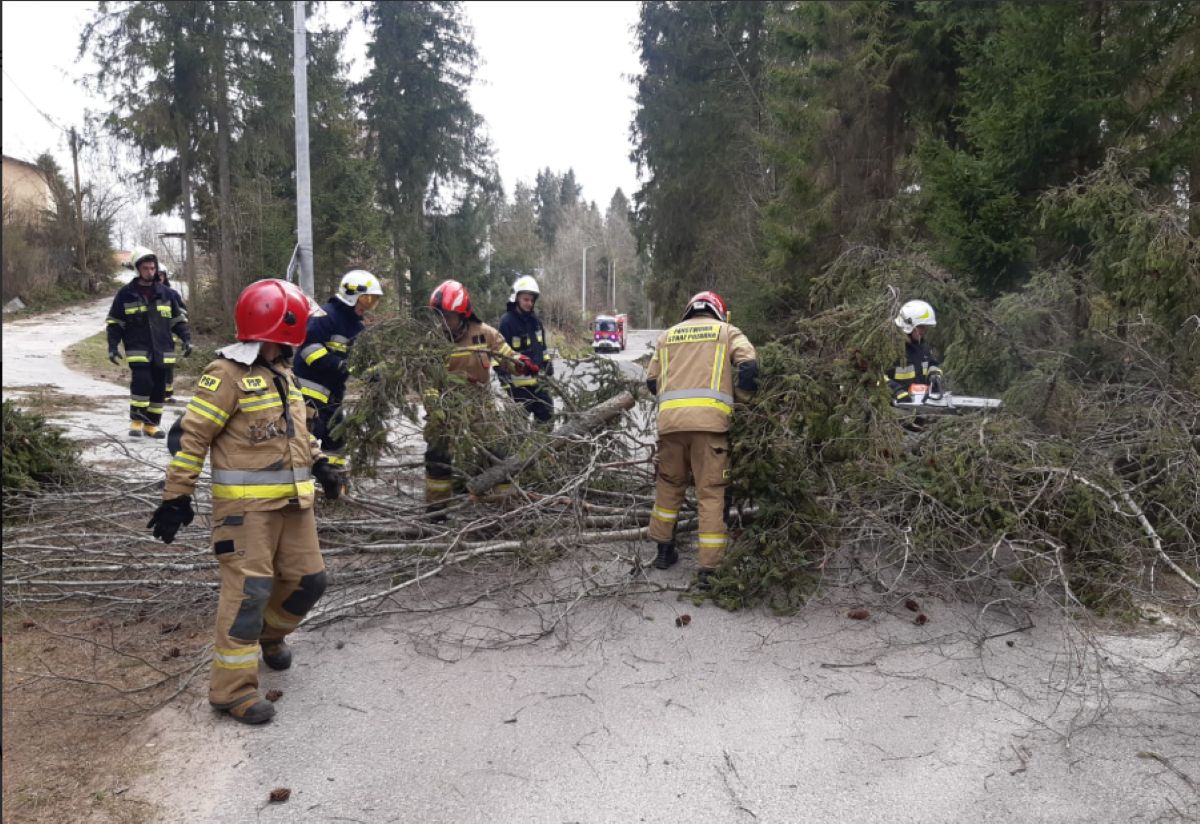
left=892, top=376, right=1002, bottom=412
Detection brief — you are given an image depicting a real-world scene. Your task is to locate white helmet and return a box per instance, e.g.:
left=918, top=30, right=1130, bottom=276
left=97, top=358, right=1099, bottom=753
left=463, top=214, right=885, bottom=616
left=129, top=245, right=158, bottom=272
left=336, top=269, right=384, bottom=306
left=508, top=274, right=540, bottom=304
left=894, top=299, right=937, bottom=334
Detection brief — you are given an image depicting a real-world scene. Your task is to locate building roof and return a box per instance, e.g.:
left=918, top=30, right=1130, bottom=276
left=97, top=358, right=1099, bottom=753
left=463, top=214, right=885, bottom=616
left=2, top=154, right=44, bottom=173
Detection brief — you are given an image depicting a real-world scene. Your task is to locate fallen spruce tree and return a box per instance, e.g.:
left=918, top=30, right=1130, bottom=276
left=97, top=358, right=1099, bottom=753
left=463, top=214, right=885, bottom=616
left=5, top=258, right=1196, bottom=631
left=716, top=247, right=1199, bottom=614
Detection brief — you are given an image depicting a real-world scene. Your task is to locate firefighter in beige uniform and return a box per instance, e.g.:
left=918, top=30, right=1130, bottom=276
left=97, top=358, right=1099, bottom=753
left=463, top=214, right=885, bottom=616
left=423, top=279, right=537, bottom=511
left=149, top=279, right=342, bottom=724
left=645, top=290, right=758, bottom=588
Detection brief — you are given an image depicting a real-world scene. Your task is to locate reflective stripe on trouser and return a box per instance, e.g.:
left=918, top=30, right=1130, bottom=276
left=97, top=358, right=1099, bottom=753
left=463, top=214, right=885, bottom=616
left=650, top=430, right=731, bottom=569
left=129, top=362, right=167, bottom=424
left=309, top=398, right=348, bottom=467
left=164, top=363, right=175, bottom=396
left=423, top=413, right=510, bottom=506
left=209, top=505, right=325, bottom=706
left=424, top=427, right=454, bottom=506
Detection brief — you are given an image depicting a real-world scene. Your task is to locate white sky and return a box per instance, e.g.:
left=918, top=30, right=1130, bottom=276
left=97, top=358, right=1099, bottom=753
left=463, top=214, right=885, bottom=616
left=1, top=0, right=642, bottom=218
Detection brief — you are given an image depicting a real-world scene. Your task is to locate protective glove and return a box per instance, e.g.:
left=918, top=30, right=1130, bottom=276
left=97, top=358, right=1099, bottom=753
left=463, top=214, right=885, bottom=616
left=892, top=387, right=911, bottom=403
left=927, top=372, right=944, bottom=399
left=148, top=496, right=194, bottom=544
left=518, top=355, right=540, bottom=376
left=182, top=343, right=193, bottom=357
left=338, top=359, right=351, bottom=376
left=108, top=348, right=123, bottom=365
left=313, top=457, right=342, bottom=501
left=543, top=360, right=554, bottom=378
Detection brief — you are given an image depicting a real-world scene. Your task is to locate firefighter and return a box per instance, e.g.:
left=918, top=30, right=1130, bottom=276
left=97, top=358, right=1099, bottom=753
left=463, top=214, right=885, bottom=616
left=423, top=279, right=537, bottom=512
left=106, top=246, right=191, bottom=438
left=156, top=269, right=188, bottom=403
left=645, top=291, right=758, bottom=589
left=148, top=278, right=342, bottom=725
left=294, top=269, right=384, bottom=470
left=497, top=274, right=554, bottom=424
left=886, top=299, right=943, bottom=402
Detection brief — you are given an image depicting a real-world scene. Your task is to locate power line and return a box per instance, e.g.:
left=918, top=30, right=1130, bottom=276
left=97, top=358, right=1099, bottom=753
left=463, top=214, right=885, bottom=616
left=2, top=66, right=72, bottom=135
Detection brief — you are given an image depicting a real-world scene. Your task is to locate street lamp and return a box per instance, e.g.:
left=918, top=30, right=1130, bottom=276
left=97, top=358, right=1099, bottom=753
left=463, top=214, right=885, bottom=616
left=581, top=243, right=598, bottom=318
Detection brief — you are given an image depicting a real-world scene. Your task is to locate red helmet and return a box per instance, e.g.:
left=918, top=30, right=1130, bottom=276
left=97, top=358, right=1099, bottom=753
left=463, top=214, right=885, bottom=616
left=429, top=279, right=472, bottom=318
left=682, top=290, right=727, bottom=322
left=235, top=279, right=312, bottom=347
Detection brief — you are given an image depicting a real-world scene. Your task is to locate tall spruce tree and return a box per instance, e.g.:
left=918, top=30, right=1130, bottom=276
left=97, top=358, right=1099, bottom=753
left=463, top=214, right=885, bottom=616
left=358, top=0, right=493, bottom=310
left=632, top=1, right=770, bottom=330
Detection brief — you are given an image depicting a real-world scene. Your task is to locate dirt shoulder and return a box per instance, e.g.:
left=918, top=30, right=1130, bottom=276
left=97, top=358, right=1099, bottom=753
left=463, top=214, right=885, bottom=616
left=2, top=609, right=212, bottom=824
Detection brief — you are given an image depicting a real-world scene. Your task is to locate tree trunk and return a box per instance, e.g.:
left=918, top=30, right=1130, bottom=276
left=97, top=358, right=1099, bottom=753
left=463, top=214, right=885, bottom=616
left=212, top=2, right=238, bottom=314
left=176, top=123, right=198, bottom=307
left=467, top=391, right=637, bottom=494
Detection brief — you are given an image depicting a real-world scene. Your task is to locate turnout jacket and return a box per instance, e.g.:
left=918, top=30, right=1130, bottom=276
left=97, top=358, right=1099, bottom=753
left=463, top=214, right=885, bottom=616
left=886, top=339, right=942, bottom=400
left=646, top=317, right=758, bottom=435
left=497, top=303, right=548, bottom=387
left=106, top=277, right=191, bottom=367
left=293, top=298, right=365, bottom=405
left=445, top=319, right=520, bottom=386
left=165, top=352, right=323, bottom=520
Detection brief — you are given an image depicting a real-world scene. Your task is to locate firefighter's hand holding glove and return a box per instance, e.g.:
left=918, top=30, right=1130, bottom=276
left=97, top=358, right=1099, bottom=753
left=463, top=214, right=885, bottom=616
left=148, top=496, right=195, bottom=544
left=518, top=355, right=540, bottom=376
left=108, top=347, right=123, bottom=365
left=313, top=457, right=342, bottom=501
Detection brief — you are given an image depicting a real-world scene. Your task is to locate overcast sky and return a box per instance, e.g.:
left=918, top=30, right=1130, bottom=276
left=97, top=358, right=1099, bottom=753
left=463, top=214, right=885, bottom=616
left=2, top=0, right=643, bottom=224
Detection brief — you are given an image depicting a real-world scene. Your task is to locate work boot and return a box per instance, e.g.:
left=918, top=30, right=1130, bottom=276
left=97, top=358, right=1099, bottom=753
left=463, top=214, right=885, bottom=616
left=653, top=542, right=679, bottom=570
left=261, top=640, right=292, bottom=671
left=128, top=420, right=143, bottom=438
left=143, top=425, right=166, bottom=439
left=211, top=692, right=276, bottom=725
left=695, top=569, right=716, bottom=592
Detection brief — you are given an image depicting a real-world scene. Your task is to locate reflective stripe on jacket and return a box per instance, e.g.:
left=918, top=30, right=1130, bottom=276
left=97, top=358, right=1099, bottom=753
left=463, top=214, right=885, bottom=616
left=646, top=317, right=757, bottom=435
left=164, top=355, right=323, bottom=518
left=105, top=278, right=190, bottom=366
left=886, top=339, right=941, bottom=397
left=498, top=304, right=547, bottom=387
left=293, top=298, right=365, bottom=404
left=445, top=320, right=517, bottom=386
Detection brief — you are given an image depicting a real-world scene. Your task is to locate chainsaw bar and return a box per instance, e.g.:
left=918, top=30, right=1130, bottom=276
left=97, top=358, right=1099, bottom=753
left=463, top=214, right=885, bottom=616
left=894, top=392, right=1002, bottom=411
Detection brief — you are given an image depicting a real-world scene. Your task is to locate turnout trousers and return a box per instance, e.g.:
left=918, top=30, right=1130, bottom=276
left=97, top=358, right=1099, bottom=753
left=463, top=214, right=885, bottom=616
left=129, top=362, right=168, bottom=425
left=423, top=415, right=511, bottom=509
left=306, top=398, right=348, bottom=468
left=207, top=505, right=327, bottom=710
left=506, top=385, right=553, bottom=424
left=649, top=431, right=731, bottom=569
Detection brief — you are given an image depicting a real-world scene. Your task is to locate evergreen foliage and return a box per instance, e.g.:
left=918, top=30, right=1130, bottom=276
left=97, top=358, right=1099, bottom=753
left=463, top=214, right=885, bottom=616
left=2, top=401, right=84, bottom=496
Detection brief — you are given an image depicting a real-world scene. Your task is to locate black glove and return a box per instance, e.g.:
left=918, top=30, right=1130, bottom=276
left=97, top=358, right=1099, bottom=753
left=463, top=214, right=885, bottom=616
left=148, top=496, right=194, bottom=544
left=108, top=348, right=122, bottom=365
left=892, top=387, right=911, bottom=403
left=543, top=360, right=554, bottom=378
left=313, top=458, right=342, bottom=501
left=338, top=359, right=351, bottom=376
left=182, top=343, right=193, bottom=357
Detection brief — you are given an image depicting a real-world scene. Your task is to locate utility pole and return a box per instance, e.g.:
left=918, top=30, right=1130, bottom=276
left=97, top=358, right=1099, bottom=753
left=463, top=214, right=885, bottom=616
left=581, top=244, right=597, bottom=318
left=68, top=127, right=88, bottom=278
left=610, top=258, right=616, bottom=310
left=293, top=0, right=315, bottom=297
